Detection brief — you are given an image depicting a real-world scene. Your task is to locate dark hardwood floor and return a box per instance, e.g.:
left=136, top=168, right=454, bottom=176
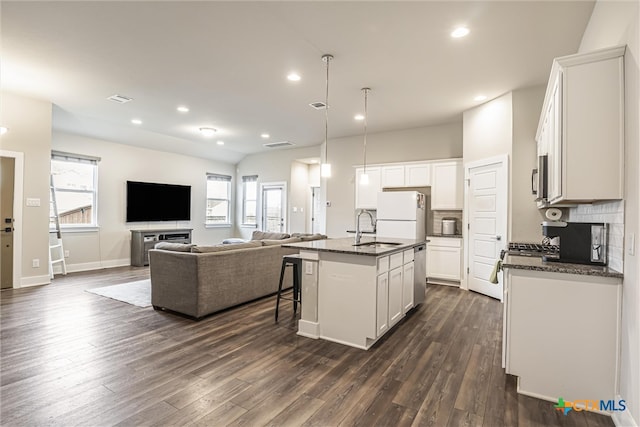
left=1, top=267, right=614, bottom=427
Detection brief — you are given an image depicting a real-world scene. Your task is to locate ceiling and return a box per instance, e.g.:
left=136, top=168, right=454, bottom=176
left=1, top=1, right=595, bottom=164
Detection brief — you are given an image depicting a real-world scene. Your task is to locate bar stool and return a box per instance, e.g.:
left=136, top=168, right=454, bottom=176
left=275, top=254, right=302, bottom=321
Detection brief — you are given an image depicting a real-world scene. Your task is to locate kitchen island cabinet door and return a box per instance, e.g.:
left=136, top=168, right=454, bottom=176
left=388, top=267, right=403, bottom=327
left=376, top=272, right=389, bottom=337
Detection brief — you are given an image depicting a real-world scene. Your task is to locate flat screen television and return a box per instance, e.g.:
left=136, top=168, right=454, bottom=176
left=126, top=181, right=191, bottom=222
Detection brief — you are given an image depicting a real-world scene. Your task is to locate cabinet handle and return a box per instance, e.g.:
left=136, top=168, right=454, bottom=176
left=531, top=168, right=538, bottom=195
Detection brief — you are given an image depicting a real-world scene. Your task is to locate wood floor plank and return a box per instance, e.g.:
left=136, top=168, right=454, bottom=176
left=0, top=269, right=615, bottom=427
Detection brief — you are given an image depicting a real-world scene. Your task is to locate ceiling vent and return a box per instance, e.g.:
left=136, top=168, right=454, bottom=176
left=309, top=101, right=327, bottom=110
left=263, top=141, right=295, bottom=149
left=107, top=94, right=133, bottom=104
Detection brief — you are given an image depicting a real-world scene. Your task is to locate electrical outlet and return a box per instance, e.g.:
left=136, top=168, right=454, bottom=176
left=26, top=198, right=41, bottom=207
left=32, top=258, right=40, bottom=268
left=64, top=250, right=70, bottom=258
left=305, top=261, right=313, bottom=275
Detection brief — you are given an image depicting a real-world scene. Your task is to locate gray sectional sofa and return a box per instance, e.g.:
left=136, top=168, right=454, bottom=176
left=148, top=231, right=325, bottom=319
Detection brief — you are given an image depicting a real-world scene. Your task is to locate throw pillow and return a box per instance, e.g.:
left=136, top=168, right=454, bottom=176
left=154, top=242, right=195, bottom=252
left=261, top=237, right=302, bottom=246
left=191, top=241, right=262, bottom=253
left=250, top=230, right=291, bottom=240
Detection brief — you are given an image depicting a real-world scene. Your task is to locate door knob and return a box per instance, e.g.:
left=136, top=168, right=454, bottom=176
left=495, top=235, right=502, bottom=241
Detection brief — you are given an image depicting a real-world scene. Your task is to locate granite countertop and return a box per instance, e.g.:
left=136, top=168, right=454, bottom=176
left=502, top=254, right=623, bottom=279
left=282, top=237, right=425, bottom=256
left=428, top=234, right=463, bottom=238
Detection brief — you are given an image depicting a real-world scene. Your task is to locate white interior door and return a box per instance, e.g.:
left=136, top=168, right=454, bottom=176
left=261, top=183, right=286, bottom=233
left=1, top=157, right=15, bottom=289
left=466, top=157, right=507, bottom=300
left=311, top=186, right=322, bottom=234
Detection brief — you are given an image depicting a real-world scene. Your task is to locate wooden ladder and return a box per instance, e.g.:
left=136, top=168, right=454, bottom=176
left=49, top=175, right=67, bottom=278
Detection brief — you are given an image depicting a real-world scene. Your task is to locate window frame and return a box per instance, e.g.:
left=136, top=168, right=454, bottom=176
left=241, top=175, right=258, bottom=227
left=50, top=151, right=100, bottom=231
left=205, top=173, right=232, bottom=227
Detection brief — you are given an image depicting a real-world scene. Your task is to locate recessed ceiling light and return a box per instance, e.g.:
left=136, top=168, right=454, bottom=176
left=451, top=26, right=470, bottom=38
left=0, top=126, right=8, bottom=135
left=287, top=72, right=301, bottom=82
left=261, top=133, right=270, bottom=139
left=354, top=114, right=365, bottom=121
left=199, top=127, right=217, bottom=137
left=131, top=119, right=142, bottom=125
left=217, top=141, right=224, bottom=146
left=474, top=95, right=488, bottom=102
left=177, top=106, right=189, bottom=113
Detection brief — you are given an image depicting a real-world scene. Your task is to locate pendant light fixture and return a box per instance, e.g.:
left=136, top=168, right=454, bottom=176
left=320, top=54, right=333, bottom=178
left=360, top=87, right=371, bottom=185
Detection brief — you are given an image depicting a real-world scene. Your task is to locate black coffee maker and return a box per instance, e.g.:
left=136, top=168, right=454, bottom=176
left=542, top=221, right=608, bottom=265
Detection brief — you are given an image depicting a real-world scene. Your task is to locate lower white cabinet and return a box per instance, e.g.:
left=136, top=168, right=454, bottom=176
left=376, top=272, right=389, bottom=337
left=504, top=268, right=621, bottom=401
left=402, top=261, right=414, bottom=313
left=426, top=236, right=462, bottom=284
left=388, top=267, right=403, bottom=327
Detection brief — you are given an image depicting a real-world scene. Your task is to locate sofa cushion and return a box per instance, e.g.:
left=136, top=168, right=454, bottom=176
left=292, top=233, right=328, bottom=241
left=154, top=242, right=195, bottom=252
left=191, top=241, right=262, bottom=253
left=222, top=238, right=248, bottom=244
left=261, top=237, right=302, bottom=246
left=251, top=230, right=291, bottom=240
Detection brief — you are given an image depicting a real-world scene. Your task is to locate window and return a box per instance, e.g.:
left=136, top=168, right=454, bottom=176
left=242, top=175, right=258, bottom=226
left=206, top=173, right=231, bottom=226
left=50, top=151, right=99, bottom=229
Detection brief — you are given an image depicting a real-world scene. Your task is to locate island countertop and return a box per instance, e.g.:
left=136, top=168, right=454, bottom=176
left=282, top=237, right=425, bottom=256
left=502, top=254, right=623, bottom=279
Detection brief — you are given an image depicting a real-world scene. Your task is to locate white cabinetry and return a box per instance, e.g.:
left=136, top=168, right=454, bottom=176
left=431, top=160, right=463, bottom=210
left=387, top=252, right=404, bottom=327
left=405, top=163, right=431, bottom=186
left=504, top=268, right=621, bottom=401
left=426, top=236, right=462, bottom=285
left=536, top=45, right=625, bottom=204
left=355, top=167, right=381, bottom=209
left=381, top=165, right=405, bottom=188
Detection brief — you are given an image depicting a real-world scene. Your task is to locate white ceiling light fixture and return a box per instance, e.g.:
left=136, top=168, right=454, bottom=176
left=199, top=127, right=217, bottom=137
left=261, top=133, right=270, bottom=139
left=320, top=54, right=334, bottom=178
left=360, top=87, right=371, bottom=186
left=451, top=26, right=470, bottom=38
left=474, top=95, right=488, bottom=102
left=354, top=114, right=364, bottom=121
left=131, top=119, right=142, bottom=125
left=177, top=106, right=190, bottom=113
left=0, top=126, right=8, bottom=135
left=287, top=72, right=301, bottom=82
left=217, top=140, right=224, bottom=146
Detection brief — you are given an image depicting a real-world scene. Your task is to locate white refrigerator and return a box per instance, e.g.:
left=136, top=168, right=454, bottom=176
left=376, top=191, right=426, bottom=240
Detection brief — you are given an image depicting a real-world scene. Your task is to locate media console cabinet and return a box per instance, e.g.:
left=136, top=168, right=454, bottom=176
left=130, top=228, right=192, bottom=266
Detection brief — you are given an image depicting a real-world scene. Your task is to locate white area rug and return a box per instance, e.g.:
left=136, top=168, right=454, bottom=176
left=86, top=279, right=151, bottom=307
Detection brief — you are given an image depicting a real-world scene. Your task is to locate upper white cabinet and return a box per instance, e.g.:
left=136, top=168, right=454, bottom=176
left=381, top=165, right=406, bottom=187
left=431, top=160, right=464, bottom=210
left=355, top=167, right=381, bottom=209
left=537, top=45, right=625, bottom=204
left=405, top=163, right=431, bottom=187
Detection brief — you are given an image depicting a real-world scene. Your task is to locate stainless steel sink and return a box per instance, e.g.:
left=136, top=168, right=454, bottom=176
left=353, top=241, right=402, bottom=249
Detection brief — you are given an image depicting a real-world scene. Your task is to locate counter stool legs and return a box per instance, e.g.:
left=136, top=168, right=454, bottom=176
left=275, top=255, right=302, bottom=322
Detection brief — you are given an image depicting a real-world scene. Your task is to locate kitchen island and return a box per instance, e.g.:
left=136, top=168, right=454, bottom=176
left=282, top=237, right=426, bottom=349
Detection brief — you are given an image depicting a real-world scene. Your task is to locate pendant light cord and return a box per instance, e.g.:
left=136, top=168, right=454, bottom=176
left=362, top=88, right=370, bottom=175
left=323, top=55, right=332, bottom=167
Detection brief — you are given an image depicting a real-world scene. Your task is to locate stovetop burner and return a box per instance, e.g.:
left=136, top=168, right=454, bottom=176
left=506, top=242, right=559, bottom=258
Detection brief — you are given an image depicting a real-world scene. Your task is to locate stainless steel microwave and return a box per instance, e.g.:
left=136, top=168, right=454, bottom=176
left=532, top=154, right=548, bottom=201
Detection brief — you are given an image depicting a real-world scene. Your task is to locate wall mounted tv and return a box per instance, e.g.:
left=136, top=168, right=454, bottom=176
left=126, top=181, right=191, bottom=222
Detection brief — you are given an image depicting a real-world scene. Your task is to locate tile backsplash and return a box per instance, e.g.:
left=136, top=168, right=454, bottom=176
left=568, top=200, right=624, bottom=272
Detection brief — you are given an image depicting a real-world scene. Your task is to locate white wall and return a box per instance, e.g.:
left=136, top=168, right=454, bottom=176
left=325, top=122, right=463, bottom=237
left=578, top=1, right=640, bottom=425
left=289, top=161, right=310, bottom=234
left=52, top=132, right=236, bottom=272
left=0, top=92, right=52, bottom=286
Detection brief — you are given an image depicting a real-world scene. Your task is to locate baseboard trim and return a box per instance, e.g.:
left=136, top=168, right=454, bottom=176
left=19, top=274, right=50, bottom=288
left=54, top=258, right=131, bottom=275
left=612, top=395, right=637, bottom=427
